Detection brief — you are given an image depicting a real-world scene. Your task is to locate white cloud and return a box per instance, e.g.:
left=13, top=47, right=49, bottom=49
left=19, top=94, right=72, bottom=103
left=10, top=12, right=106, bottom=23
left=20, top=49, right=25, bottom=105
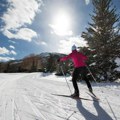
left=41, top=41, right=48, bottom=46
left=49, top=24, right=73, bottom=36
left=10, top=50, right=17, bottom=55
left=9, top=45, right=15, bottom=49
left=58, top=36, right=88, bottom=54
left=0, top=56, right=15, bottom=62
left=9, top=40, right=16, bottom=44
left=0, top=47, right=17, bottom=55
left=34, top=39, right=48, bottom=46
left=4, top=28, right=37, bottom=42
left=85, top=0, right=90, bottom=5
left=0, top=47, right=9, bottom=55
left=1, top=0, right=43, bottom=41
left=0, top=46, right=16, bottom=61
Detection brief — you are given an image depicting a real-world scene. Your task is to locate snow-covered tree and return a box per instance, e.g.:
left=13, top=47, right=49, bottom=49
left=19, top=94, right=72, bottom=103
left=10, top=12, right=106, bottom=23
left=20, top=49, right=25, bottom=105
left=82, top=0, right=120, bottom=81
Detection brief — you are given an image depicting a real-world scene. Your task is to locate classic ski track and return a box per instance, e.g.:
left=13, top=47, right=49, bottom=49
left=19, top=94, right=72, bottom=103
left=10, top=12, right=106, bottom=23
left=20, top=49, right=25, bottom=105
left=0, top=73, right=118, bottom=120
left=43, top=98, right=79, bottom=120
left=23, top=94, right=48, bottom=120
left=0, top=96, right=20, bottom=120
left=22, top=79, right=79, bottom=120
left=24, top=93, right=78, bottom=114
left=23, top=83, right=77, bottom=120
left=23, top=94, right=72, bottom=120
left=0, top=74, right=91, bottom=120
left=29, top=78, right=84, bottom=120
left=12, top=98, right=21, bottom=120
left=0, top=80, right=8, bottom=91
left=44, top=96, right=78, bottom=112
left=42, top=97, right=69, bottom=117
left=29, top=94, right=79, bottom=120
left=0, top=74, right=32, bottom=120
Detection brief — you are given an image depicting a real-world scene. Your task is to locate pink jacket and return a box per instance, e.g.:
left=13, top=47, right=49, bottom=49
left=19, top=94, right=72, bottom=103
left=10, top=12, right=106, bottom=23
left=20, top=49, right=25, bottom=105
left=60, top=50, right=87, bottom=68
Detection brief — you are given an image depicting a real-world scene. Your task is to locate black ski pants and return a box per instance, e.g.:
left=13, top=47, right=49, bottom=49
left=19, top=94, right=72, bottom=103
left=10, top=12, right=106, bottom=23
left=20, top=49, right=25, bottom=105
left=72, top=66, right=92, bottom=94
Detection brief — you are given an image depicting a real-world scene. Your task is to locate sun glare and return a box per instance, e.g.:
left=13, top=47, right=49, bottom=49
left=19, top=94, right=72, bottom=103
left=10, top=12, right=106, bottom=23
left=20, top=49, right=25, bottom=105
left=51, top=11, right=72, bottom=36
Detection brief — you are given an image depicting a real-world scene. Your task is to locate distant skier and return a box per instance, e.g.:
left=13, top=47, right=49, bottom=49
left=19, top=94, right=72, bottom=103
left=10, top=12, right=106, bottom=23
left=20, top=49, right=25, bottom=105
left=58, top=45, right=93, bottom=97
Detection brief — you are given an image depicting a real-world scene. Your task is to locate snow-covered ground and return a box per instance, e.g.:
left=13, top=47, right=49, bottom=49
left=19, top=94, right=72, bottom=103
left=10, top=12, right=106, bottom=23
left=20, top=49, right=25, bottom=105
left=0, top=72, right=120, bottom=120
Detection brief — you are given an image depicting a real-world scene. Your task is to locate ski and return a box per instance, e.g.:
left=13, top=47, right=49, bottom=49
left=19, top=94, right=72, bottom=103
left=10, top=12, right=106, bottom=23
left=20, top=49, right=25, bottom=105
left=52, top=94, right=98, bottom=102
left=87, top=92, right=100, bottom=100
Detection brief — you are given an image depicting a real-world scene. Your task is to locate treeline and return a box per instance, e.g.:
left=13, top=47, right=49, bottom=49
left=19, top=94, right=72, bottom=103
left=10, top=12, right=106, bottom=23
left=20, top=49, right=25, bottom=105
left=0, top=53, right=71, bottom=75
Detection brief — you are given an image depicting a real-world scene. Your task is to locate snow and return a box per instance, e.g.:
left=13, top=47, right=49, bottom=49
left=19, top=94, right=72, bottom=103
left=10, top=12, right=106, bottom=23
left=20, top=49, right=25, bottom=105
left=0, top=72, right=120, bottom=120
left=115, top=57, right=120, bottom=72
left=39, top=53, right=50, bottom=57
left=115, top=57, right=120, bottom=66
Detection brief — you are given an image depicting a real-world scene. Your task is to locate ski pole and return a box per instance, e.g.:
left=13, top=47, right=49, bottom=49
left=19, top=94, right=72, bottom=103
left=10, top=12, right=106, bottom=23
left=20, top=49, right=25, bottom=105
left=86, top=65, right=97, bottom=82
left=86, top=65, right=117, bottom=120
left=60, top=66, right=72, bottom=94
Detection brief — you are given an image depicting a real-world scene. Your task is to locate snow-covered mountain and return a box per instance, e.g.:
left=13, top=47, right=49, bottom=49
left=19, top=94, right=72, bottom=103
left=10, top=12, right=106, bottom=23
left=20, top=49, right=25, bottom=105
left=39, top=52, right=65, bottom=58
left=0, top=72, right=120, bottom=120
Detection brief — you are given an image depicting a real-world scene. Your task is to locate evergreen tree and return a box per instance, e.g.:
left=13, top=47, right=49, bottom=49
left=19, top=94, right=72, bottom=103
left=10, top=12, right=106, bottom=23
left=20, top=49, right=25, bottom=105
left=47, top=53, right=56, bottom=72
left=82, top=0, right=120, bottom=81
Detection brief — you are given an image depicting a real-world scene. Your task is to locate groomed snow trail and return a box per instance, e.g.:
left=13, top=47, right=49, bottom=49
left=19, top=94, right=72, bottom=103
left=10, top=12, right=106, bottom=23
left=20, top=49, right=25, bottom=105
left=0, top=73, right=120, bottom=120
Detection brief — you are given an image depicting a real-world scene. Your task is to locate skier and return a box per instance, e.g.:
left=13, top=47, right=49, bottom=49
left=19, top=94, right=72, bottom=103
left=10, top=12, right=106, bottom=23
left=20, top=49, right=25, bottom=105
left=58, top=45, right=93, bottom=97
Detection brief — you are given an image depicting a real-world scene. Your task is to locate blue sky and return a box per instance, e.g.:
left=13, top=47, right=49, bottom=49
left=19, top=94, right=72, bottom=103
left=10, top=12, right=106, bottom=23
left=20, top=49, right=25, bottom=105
left=0, top=0, right=120, bottom=61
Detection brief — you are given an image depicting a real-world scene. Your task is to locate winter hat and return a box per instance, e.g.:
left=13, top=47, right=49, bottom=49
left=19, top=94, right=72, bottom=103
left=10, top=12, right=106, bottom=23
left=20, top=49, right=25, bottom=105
left=72, top=45, right=77, bottom=51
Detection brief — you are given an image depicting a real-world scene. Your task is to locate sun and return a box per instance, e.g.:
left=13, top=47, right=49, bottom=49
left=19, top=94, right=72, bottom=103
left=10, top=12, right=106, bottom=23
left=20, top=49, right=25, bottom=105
left=50, top=10, right=72, bottom=36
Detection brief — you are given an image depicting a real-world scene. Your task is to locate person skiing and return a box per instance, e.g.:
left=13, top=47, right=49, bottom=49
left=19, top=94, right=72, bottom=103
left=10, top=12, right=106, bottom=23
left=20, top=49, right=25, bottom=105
left=58, top=45, right=93, bottom=97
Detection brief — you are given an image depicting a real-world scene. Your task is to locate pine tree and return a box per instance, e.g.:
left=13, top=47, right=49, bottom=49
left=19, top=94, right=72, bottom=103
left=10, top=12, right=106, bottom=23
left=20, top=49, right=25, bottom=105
left=82, top=0, right=120, bottom=81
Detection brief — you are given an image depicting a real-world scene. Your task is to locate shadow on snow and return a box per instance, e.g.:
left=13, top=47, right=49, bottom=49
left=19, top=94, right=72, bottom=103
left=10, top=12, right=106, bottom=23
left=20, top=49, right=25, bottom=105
left=76, top=96, right=113, bottom=120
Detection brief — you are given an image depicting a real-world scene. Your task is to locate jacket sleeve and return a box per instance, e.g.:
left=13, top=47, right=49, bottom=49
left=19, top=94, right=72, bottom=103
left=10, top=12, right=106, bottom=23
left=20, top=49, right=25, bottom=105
left=60, top=53, right=72, bottom=61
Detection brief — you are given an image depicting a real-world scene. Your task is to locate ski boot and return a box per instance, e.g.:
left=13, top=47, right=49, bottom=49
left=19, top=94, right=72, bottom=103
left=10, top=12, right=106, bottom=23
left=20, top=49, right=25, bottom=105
left=71, top=92, right=79, bottom=98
